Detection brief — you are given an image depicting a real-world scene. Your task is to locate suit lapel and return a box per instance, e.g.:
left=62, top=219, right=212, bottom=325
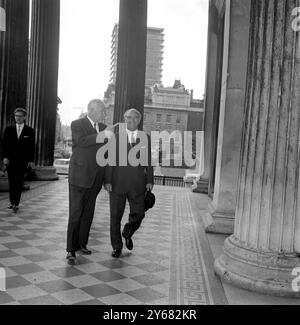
left=15, top=124, right=25, bottom=140
left=19, top=125, right=26, bottom=139
left=98, top=123, right=106, bottom=132
left=83, top=117, right=97, bottom=135
left=13, top=125, right=18, bottom=140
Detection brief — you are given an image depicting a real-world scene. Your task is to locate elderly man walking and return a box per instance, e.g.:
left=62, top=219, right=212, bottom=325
left=66, top=99, right=110, bottom=264
left=105, top=108, right=154, bottom=258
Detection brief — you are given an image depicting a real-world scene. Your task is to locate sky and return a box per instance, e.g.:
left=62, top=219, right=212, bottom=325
left=58, top=0, right=208, bottom=125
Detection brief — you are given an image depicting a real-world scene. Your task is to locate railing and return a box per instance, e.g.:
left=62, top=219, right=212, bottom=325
left=154, top=175, right=186, bottom=188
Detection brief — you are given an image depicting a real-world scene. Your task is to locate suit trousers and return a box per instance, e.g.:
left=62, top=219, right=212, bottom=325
left=66, top=170, right=103, bottom=252
left=7, top=162, right=27, bottom=206
left=109, top=190, right=145, bottom=250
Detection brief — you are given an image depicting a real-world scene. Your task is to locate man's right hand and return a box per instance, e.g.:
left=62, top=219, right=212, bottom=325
left=104, top=184, right=112, bottom=192
left=103, top=123, right=119, bottom=140
left=3, top=158, right=9, bottom=166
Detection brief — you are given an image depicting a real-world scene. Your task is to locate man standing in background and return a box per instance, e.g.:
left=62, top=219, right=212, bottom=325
left=2, top=108, right=35, bottom=213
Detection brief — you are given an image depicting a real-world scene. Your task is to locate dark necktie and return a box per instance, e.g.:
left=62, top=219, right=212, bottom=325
left=94, top=123, right=98, bottom=133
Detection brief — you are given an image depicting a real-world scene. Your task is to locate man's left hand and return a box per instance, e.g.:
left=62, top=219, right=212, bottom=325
left=146, top=184, right=153, bottom=192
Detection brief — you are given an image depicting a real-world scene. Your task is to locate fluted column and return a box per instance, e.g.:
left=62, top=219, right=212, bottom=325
left=0, top=0, right=29, bottom=191
left=27, top=0, right=60, bottom=180
left=113, top=0, right=147, bottom=128
left=215, top=0, right=300, bottom=297
left=192, top=0, right=218, bottom=194
left=0, top=0, right=29, bottom=142
left=204, top=0, right=251, bottom=234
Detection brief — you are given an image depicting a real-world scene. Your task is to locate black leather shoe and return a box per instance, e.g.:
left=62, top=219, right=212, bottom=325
left=111, top=249, right=122, bottom=258
left=80, top=246, right=92, bottom=255
left=66, top=251, right=76, bottom=265
left=12, top=205, right=19, bottom=213
left=122, top=233, right=133, bottom=251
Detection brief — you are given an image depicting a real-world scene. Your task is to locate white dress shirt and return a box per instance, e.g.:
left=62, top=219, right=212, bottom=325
left=126, top=129, right=138, bottom=145
left=16, top=123, right=24, bottom=139
left=87, top=116, right=99, bottom=133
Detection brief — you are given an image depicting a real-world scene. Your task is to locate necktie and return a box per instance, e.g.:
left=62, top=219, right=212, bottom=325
left=17, top=125, right=22, bottom=138
left=94, top=123, right=98, bottom=133
left=130, top=132, right=135, bottom=145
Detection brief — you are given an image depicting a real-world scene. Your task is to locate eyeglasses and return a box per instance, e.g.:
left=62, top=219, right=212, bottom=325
left=125, top=116, right=139, bottom=120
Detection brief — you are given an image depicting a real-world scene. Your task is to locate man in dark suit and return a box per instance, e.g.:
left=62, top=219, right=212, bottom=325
left=2, top=108, right=35, bottom=213
left=66, top=99, right=111, bottom=264
left=104, top=108, right=154, bottom=258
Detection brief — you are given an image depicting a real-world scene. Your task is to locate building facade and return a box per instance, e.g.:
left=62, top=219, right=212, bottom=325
left=104, top=80, right=204, bottom=135
left=109, top=24, right=164, bottom=87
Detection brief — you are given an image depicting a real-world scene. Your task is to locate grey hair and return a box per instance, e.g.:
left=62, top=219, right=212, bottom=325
left=87, top=99, right=105, bottom=112
left=124, top=108, right=142, bottom=120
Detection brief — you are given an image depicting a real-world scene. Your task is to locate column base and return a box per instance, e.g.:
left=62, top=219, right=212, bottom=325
left=0, top=173, right=9, bottom=192
left=33, top=166, right=59, bottom=181
left=203, top=202, right=234, bottom=235
left=214, top=236, right=300, bottom=298
left=191, top=177, right=209, bottom=194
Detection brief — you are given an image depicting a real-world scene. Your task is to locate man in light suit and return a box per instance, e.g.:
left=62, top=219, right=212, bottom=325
left=66, top=99, right=110, bottom=264
left=105, top=109, right=154, bottom=258
left=2, top=108, right=35, bottom=213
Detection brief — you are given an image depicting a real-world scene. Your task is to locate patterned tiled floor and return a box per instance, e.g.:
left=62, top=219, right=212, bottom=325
left=0, top=179, right=227, bottom=305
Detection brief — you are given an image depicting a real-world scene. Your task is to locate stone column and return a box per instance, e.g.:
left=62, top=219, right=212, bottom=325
left=215, top=0, right=300, bottom=297
left=113, top=0, right=147, bottom=128
left=0, top=0, right=30, bottom=191
left=204, top=0, right=251, bottom=235
left=0, top=0, right=29, bottom=141
left=192, top=0, right=219, bottom=194
left=27, top=0, right=60, bottom=181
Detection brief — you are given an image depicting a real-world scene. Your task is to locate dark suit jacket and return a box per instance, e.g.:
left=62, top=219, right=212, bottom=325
left=2, top=125, right=35, bottom=165
left=68, top=117, right=107, bottom=189
left=105, top=130, right=154, bottom=195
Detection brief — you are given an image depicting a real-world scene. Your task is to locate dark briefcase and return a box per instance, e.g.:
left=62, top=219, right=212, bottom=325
left=144, top=190, right=155, bottom=212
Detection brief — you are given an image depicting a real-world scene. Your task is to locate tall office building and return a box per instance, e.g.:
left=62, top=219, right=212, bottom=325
left=110, top=24, right=164, bottom=87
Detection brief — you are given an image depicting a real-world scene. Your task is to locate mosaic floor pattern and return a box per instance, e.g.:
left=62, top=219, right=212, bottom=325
left=0, top=179, right=226, bottom=305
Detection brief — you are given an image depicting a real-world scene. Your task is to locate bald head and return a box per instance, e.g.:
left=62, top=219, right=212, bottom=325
left=87, top=99, right=106, bottom=123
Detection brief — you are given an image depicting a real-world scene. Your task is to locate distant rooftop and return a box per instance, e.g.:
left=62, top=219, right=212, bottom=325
left=112, top=23, right=164, bottom=35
